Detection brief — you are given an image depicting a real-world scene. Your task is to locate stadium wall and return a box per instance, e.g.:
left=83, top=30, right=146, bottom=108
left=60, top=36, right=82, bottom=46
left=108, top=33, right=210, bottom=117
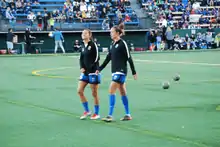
left=0, top=28, right=220, bottom=53
left=0, top=30, right=147, bottom=53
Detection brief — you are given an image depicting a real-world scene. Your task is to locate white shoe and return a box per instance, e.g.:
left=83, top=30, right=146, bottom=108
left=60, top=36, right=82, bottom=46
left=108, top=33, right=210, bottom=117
left=90, top=114, right=100, bottom=120
left=80, top=111, right=91, bottom=120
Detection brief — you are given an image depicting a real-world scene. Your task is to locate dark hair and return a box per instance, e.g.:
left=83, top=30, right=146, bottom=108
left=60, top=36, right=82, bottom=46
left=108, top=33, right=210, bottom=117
left=112, top=24, right=125, bottom=36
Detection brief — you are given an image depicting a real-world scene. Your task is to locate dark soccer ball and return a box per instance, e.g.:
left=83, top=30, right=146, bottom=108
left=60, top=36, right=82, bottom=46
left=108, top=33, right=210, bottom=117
left=162, top=82, right=170, bottom=89
left=173, top=74, right=180, bottom=81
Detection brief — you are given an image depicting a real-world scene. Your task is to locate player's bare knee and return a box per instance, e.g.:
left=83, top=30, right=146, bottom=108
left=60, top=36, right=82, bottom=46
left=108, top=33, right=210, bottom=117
left=77, top=89, right=84, bottom=96
left=92, top=90, right=98, bottom=98
left=119, top=90, right=126, bottom=96
left=119, top=84, right=126, bottom=96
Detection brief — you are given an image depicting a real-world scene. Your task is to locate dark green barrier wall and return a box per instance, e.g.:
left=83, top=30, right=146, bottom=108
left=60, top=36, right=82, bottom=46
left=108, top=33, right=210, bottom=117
left=0, top=28, right=219, bottom=53
left=0, top=31, right=147, bottom=53
left=171, top=28, right=220, bottom=37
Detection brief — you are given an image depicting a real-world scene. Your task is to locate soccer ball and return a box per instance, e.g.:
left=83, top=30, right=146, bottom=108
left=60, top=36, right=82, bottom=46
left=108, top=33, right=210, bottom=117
left=173, top=74, right=180, bottom=81
left=162, top=81, right=170, bottom=89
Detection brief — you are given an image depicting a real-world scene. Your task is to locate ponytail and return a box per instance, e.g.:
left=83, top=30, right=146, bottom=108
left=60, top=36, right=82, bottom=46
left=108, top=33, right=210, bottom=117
left=113, top=24, right=125, bottom=36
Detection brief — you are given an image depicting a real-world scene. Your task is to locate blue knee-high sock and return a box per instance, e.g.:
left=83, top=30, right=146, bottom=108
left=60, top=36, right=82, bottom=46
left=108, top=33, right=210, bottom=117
left=121, top=95, right=130, bottom=115
left=82, top=101, right=89, bottom=112
left=94, top=105, right=99, bottom=115
left=109, top=94, right=116, bottom=116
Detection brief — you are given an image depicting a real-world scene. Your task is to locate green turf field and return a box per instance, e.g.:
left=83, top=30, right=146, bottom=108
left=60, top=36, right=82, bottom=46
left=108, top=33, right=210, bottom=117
left=0, top=51, right=220, bottom=147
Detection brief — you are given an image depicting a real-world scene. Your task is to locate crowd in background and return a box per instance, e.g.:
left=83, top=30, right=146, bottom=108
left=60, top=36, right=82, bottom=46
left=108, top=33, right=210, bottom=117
left=146, top=27, right=220, bottom=51
left=142, top=0, right=220, bottom=50
left=1, top=0, right=220, bottom=51
left=144, top=0, right=220, bottom=29
left=0, top=0, right=138, bottom=31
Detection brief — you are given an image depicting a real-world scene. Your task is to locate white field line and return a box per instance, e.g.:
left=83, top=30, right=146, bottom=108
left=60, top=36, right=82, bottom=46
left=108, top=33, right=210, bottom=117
left=134, top=59, right=220, bottom=67
left=68, top=56, right=220, bottom=66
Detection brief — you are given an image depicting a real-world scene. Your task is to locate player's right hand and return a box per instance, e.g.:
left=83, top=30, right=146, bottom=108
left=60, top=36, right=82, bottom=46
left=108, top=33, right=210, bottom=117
left=95, top=70, right=99, bottom=75
left=80, top=68, right=85, bottom=73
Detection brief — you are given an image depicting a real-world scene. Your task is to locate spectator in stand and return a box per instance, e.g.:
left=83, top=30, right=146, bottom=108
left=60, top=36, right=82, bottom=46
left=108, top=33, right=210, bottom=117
left=33, top=0, right=39, bottom=4
left=80, top=1, right=87, bottom=12
left=75, top=11, right=82, bottom=22
left=24, top=2, right=31, bottom=14
left=49, top=16, right=55, bottom=30
left=73, top=2, right=80, bottom=11
left=67, top=9, right=74, bottom=22
left=109, top=17, right=114, bottom=28
left=81, top=10, right=86, bottom=19
left=124, top=14, right=131, bottom=22
left=10, top=4, right=16, bottom=15
left=87, top=2, right=95, bottom=12
left=5, top=0, right=14, bottom=8
left=214, top=33, right=220, bottom=48
left=116, top=9, right=122, bottom=20
left=43, top=8, right=49, bottom=30
left=36, top=12, right=42, bottom=31
left=90, top=8, right=96, bottom=19
left=209, top=0, right=214, bottom=6
left=102, top=17, right=110, bottom=30
left=15, top=0, right=22, bottom=9
left=0, top=0, right=7, bottom=9
left=6, top=7, right=16, bottom=28
left=100, top=7, right=107, bottom=18
left=64, top=0, right=72, bottom=8
left=131, top=11, right=137, bottom=22
left=52, top=10, right=58, bottom=22
left=27, top=11, right=36, bottom=28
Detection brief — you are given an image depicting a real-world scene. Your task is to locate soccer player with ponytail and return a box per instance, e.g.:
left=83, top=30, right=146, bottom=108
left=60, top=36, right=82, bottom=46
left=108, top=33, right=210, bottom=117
left=98, top=25, right=137, bottom=122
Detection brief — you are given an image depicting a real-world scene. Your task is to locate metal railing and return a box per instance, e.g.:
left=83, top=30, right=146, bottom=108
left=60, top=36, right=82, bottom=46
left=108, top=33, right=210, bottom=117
left=0, top=17, right=155, bottom=32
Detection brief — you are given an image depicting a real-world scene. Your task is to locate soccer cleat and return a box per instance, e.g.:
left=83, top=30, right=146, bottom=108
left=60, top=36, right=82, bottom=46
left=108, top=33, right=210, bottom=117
left=90, top=114, right=100, bottom=120
left=102, top=116, right=113, bottom=122
left=120, top=115, right=132, bottom=121
left=80, top=111, right=91, bottom=120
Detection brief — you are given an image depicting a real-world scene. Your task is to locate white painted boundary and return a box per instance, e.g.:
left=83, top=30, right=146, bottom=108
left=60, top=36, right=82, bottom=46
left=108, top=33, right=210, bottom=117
left=134, top=59, right=220, bottom=67
left=68, top=56, right=220, bottom=67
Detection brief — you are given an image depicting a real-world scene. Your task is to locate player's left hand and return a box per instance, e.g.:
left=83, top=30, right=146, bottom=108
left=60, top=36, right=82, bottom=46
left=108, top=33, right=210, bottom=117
left=133, top=74, right=137, bottom=80
left=95, top=70, right=99, bottom=75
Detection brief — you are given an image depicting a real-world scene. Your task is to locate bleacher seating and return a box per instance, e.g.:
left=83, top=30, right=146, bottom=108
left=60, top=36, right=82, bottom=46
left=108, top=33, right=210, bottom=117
left=0, top=0, right=140, bottom=31
left=143, top=0, right=220, bottom=29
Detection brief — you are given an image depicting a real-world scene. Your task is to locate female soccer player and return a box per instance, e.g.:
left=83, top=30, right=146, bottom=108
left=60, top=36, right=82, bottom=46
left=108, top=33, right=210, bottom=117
left=78, top=29, right=100, bottom=120
left=98, top=25, right=137, bottom=122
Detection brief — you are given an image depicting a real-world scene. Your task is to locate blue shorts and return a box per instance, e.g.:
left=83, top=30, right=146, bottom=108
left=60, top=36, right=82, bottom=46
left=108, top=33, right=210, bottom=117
left=112, top=73, right=126, bottom=84
left=79, top=73, right=101, bottom=84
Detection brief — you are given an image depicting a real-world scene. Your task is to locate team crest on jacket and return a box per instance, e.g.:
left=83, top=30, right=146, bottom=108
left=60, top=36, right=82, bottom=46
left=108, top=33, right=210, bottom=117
left=88, top=46, right=91, bottom=50
left=82, top=48, right=84, bottom=52
left=115, top=44, right=118, bottom=48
